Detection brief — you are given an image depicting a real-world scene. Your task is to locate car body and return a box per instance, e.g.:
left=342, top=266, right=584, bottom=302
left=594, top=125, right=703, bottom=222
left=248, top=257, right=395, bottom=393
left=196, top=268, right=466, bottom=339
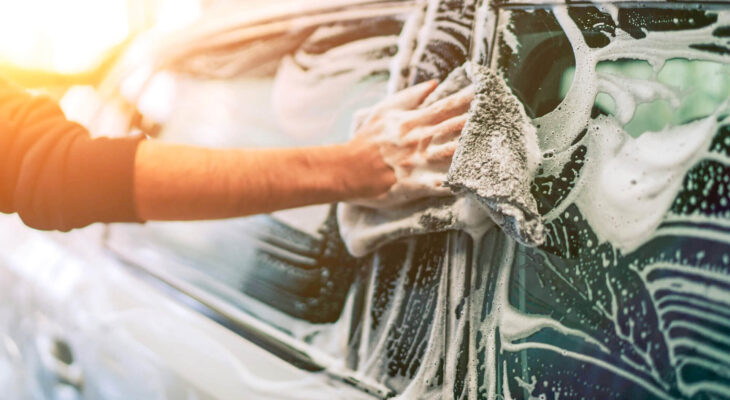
left=1, top=0, right=729, bottom=399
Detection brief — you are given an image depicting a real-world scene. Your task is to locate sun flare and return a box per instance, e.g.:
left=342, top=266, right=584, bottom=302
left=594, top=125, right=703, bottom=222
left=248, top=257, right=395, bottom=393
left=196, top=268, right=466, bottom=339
left=0, top=0, right=201, bottom=74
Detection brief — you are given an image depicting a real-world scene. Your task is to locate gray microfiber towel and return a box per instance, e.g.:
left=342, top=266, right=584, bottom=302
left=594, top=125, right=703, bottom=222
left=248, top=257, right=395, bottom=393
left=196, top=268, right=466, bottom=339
left=445, top=62, right=544, bottom=247
left=338, top=62, right=544, bottom=257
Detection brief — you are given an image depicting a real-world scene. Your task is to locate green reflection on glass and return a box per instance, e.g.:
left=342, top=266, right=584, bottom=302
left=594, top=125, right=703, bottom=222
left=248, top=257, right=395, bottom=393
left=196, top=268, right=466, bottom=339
left=558, top=59, right=730, bottom=137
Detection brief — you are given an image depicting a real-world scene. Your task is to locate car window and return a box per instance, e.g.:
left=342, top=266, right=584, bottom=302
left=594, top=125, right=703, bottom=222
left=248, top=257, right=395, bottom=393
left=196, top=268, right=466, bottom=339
left=103, top=14, right=403, bottom=351
left=495, top=4, right=730, bottom=399
left=96, top=2, right=730, bottom=399
left=556, top=58, right=730, bottom=137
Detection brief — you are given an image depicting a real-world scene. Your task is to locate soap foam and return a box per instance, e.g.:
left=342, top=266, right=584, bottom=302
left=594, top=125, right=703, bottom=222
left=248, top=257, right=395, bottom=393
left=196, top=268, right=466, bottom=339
left=538, top=7, right=730, bottom=253
left=370, top=5, right=730, bottom=399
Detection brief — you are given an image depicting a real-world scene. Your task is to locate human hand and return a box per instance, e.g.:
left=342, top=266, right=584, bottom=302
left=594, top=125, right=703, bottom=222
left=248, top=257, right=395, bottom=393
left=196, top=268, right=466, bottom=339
left=347, top=80, right=475, bottom=209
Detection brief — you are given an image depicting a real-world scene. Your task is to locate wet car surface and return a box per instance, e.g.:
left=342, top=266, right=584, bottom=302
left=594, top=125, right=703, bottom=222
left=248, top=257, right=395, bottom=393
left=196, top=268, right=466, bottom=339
left=7, top=0, right=730, bottom=399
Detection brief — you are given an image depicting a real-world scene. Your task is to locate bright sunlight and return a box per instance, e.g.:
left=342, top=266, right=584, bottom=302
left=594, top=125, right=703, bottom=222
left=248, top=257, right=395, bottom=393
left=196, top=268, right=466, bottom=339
left=0, top=0, right=201, bottom=74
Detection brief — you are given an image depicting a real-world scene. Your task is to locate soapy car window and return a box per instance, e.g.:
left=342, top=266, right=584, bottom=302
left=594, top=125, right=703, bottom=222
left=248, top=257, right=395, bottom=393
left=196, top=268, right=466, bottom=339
left=556, top=58, right=730, bottom=137
left=104, top=17, right=403, bottom=332
left=100, top=3, right=730, bottom=398
left=493, top=4, right=730, bottom=399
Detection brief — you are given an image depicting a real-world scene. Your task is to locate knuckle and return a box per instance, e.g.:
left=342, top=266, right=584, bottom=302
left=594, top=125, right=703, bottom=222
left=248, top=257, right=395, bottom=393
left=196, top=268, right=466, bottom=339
left=399, top=123, right=411, bottom=137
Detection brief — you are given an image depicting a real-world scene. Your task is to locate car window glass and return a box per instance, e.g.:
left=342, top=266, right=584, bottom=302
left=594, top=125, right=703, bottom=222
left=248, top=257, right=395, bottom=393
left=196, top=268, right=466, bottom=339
left=94, top=3, right=730, bottom=397
left=559, top=59, right=730, bottom=137
left=497, top=8, right=575, bottom=118
left=500, top=6, right=730, bottom=131
left=493, top=4, right=730, bottom=398
left=103, top=15, right=402, bottom=355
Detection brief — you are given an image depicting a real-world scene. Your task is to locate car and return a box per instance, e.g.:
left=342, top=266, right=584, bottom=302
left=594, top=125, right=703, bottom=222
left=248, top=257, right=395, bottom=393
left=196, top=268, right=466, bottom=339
left=2, top=0, right=729, bottom=399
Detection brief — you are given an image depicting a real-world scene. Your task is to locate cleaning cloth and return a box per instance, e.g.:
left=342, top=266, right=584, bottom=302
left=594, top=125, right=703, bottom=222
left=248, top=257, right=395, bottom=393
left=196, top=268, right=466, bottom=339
left=445, top=62, right=544, bottom=246
left=338, top=62, right=544, bottom=257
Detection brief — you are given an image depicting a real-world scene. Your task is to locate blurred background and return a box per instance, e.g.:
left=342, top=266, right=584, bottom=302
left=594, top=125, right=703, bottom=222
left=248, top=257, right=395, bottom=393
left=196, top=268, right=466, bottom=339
left=0, top=0, right=205, bottom=88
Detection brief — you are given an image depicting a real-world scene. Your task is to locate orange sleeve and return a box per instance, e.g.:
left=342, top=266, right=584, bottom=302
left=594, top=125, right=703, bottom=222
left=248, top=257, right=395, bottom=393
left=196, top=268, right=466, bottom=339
left=0, top=77, right=144, bottom=231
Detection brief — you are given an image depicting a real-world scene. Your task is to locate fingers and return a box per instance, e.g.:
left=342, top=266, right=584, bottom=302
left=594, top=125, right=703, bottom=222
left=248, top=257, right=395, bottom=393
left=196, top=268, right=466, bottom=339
left=426, top=141, right=458, bottom=164
left=423, top=86, right=474, bottom=122
left=399, top=86, right=474, bottom=134
left=430, top=114, right=467, bottom=145
left=350, top=106, right=375, bottom=131
left=375, top=80, right=438, bottom=112
left=400, top=114, right=465, bottom=154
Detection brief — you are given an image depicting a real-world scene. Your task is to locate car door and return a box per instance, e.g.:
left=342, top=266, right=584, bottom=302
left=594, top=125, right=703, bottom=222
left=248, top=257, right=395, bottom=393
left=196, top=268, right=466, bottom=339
left=487, top=2, right=730, bottom=399
left=95, top=3, right=411, bottom=399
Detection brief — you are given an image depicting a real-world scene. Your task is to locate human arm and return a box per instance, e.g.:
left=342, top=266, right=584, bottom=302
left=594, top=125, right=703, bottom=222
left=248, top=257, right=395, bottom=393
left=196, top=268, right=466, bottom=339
left=133, top=140, right=393, bottom=220
left=134, top=80, right=474, bottom=220
left=0, top=76, right=472, bottom=230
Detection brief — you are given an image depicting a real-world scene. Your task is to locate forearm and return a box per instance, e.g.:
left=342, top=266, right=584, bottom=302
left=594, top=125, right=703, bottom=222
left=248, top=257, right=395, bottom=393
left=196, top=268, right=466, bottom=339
left=134, top=140, right=395, bottom=221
